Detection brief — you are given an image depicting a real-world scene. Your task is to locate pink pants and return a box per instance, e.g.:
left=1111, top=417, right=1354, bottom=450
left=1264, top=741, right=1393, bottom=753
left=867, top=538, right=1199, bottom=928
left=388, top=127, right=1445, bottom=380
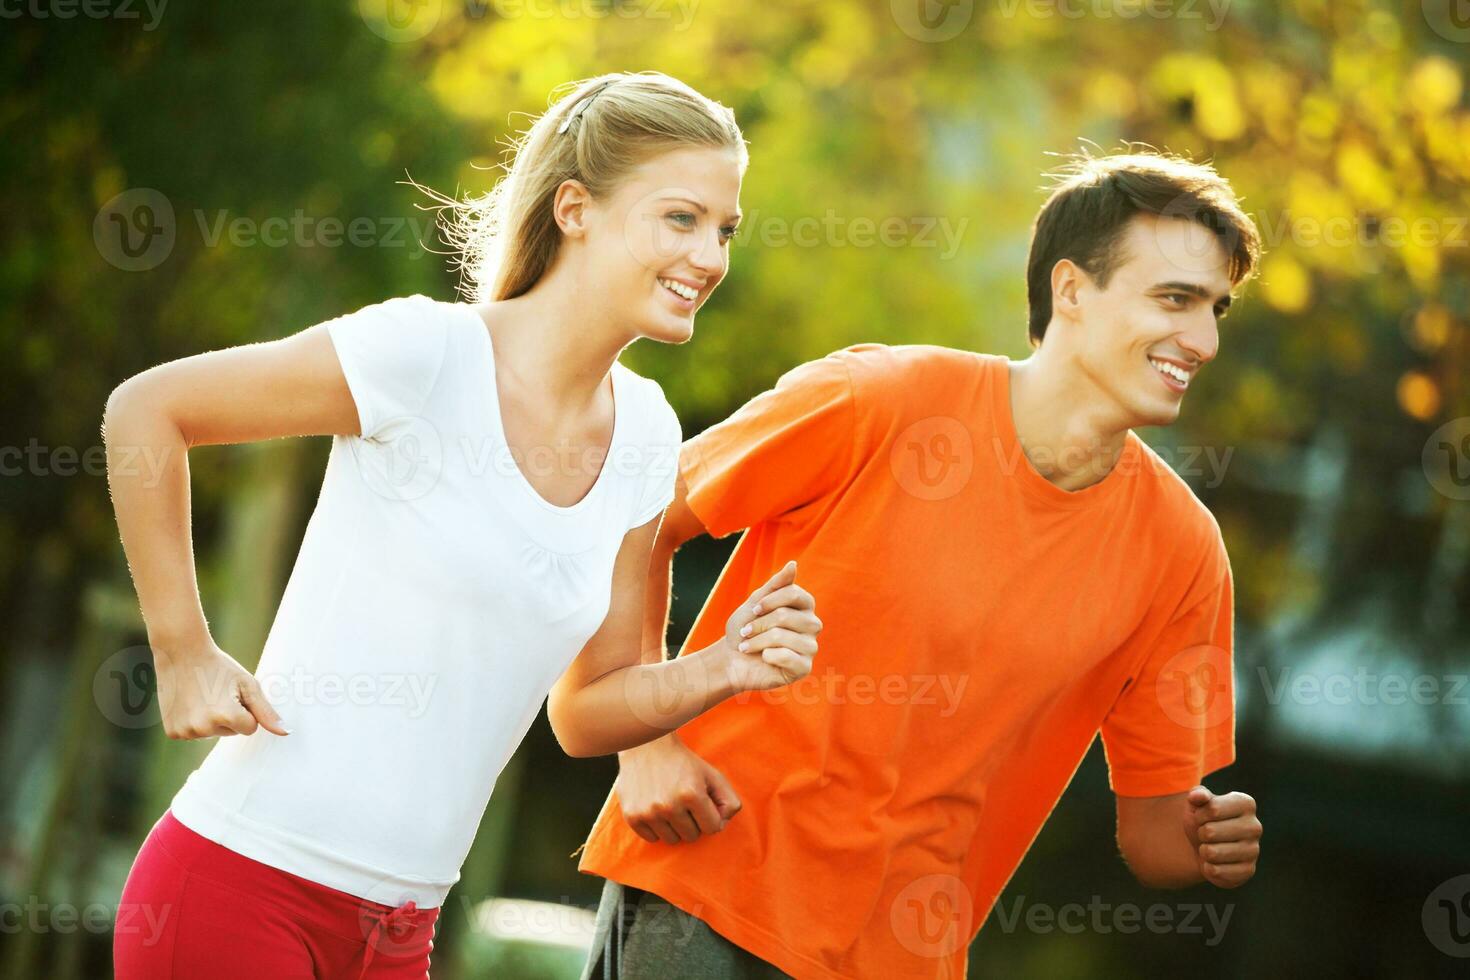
left=113, top=810, right=439, bottom=979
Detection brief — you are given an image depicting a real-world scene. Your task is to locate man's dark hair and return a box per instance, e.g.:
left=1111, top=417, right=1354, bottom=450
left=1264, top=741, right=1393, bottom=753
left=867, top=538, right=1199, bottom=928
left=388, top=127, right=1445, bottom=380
left=1025, top=149, right=1261, bottom=346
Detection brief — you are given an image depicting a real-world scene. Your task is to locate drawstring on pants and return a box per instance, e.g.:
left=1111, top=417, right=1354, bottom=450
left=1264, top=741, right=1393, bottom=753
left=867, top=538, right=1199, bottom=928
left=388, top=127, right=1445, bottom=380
left=359, top=899, right=419, bottom=978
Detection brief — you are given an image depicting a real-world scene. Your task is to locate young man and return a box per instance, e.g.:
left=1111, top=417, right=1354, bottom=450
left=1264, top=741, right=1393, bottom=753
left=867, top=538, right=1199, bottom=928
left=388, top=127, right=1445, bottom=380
left=577, top=151, right=1265, bottom=979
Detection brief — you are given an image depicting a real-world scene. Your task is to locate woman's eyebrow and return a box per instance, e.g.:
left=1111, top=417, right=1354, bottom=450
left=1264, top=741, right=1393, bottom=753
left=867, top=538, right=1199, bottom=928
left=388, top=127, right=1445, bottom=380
left=660, top=195, right=707, bottom=213
left=660, top=195, right=743, bottom=222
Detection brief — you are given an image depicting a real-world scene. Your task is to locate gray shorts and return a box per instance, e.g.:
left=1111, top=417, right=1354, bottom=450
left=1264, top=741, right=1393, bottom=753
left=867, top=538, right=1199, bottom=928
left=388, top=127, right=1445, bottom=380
left=581, top=878, right=792, bottom=980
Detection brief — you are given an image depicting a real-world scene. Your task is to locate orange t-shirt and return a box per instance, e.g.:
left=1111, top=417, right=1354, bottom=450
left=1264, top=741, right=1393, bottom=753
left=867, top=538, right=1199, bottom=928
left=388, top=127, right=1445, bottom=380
left=579, top=345, right=1236, bottom=980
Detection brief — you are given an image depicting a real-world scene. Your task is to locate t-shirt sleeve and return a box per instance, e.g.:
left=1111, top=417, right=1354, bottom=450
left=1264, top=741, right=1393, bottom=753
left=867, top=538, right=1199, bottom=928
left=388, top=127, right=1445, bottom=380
left=628, top=386, right=683, bottom=531
left=322, top=294, right=450, bottom=442
left=1100, top=540, right=1237, bottom=797
left=680, top=352, right=857, bottom=539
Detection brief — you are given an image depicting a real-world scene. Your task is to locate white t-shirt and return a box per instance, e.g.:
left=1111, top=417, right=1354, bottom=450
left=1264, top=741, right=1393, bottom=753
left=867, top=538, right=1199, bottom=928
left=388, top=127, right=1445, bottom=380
left=169, top=294, right=680, bottom=908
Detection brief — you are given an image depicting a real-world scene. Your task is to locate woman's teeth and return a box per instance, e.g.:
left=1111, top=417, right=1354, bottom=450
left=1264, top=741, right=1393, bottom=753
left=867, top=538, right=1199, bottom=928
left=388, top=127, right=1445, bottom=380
left=1149, top=357, right=1190, bottom=387
left=659, top=278, right=698, bottom=302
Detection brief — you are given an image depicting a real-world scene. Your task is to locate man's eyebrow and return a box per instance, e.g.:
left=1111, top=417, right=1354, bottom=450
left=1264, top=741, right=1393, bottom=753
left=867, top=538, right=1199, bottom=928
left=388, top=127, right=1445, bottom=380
left=1155, top=280, right=1233, bottom=308
left=1154, top=280, right=1210, bottom=297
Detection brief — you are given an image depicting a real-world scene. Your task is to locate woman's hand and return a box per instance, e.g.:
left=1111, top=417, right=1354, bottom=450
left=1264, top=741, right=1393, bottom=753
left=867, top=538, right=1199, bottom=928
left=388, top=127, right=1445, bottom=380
left=715, top=560, right=821, bottom=693
left=154, top=642, right=290, bottom=740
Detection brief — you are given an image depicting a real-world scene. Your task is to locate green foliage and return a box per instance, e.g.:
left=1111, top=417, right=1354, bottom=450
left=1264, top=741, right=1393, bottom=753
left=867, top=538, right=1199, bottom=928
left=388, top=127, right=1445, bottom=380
left=2, top=2, right=1467, bottom=977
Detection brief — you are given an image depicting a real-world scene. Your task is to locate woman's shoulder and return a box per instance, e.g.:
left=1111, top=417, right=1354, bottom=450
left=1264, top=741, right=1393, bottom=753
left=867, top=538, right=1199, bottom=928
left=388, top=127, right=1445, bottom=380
left=613, top=362, right=681, bottom=445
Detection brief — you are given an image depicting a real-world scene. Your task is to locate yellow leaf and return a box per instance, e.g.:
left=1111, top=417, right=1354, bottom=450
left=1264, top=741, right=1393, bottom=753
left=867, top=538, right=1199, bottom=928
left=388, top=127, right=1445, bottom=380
left=1396, top=371, right=1441, bottom=421
left=1408, top=56, right=1463, bottom=116
left=1260, top=253, right=1312, bottom=313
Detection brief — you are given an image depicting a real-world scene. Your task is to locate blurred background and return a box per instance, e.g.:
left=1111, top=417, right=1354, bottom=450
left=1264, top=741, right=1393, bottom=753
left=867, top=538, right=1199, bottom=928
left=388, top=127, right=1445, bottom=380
left=3, top=0, right=1468, bottom=977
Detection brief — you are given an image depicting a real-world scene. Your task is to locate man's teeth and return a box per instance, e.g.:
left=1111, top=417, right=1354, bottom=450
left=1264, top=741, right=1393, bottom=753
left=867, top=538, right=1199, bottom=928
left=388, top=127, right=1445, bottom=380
left=659, top=278, right=698, bottom=301
left=1149, top=357, right=1190, bottom=386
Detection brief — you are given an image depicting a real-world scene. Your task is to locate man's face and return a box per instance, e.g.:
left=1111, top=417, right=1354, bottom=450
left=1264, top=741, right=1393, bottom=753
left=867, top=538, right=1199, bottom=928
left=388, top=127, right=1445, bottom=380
left=1071, top=213, right=1236, bottom=427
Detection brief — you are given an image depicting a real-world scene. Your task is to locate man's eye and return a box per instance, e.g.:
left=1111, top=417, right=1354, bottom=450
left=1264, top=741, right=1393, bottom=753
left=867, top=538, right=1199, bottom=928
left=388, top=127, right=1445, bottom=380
left=1165, top=293, right=1189, bottom=305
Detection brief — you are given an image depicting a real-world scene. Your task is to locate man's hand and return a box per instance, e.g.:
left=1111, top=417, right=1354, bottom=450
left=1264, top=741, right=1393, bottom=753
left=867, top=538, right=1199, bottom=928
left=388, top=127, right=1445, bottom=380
left=1183, top=786, right=1261, bottom=888
left=711, top=560, right=821, bottom=693
left=617, top=735, right=742, bottom=844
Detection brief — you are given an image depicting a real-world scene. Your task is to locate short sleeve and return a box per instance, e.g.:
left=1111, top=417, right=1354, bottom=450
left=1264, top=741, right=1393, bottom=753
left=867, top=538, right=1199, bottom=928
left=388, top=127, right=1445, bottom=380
left=628, top=388, right=683, bottom=530
left=680, top=352, right=856, bottom=539
left=323, top=294, right=450, bottom=442
left=1101, top=544, right=1237, bottom=797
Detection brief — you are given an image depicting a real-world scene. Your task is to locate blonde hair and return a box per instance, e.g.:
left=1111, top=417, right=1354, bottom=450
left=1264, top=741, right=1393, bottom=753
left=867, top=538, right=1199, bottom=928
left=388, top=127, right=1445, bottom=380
left=426, top=72, right=746, bottom=304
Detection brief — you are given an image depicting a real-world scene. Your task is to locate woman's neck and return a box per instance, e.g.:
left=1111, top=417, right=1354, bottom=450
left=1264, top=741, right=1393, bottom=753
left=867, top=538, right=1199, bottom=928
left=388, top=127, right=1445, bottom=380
left=480, top=260, right=631, bottom=416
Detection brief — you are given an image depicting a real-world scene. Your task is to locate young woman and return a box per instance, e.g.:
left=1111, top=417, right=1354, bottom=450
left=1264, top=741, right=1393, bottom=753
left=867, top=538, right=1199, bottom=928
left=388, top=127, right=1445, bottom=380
left=107, top=72, right=822, bottom=979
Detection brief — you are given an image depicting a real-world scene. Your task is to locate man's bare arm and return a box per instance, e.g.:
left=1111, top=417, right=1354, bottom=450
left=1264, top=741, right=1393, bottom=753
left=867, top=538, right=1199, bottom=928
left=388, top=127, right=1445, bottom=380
left=1116, top=785, right=1261, bottom=889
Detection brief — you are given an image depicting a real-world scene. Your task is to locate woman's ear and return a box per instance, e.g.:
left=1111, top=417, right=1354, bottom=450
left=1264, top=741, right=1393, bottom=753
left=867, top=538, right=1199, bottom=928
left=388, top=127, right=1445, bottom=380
left=552, top=179, right=592, bottom=239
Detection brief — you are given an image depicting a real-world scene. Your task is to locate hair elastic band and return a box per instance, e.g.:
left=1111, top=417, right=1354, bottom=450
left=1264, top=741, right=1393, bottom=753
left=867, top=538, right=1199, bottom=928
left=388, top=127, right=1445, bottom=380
left=557, top=81, right=615, bottom=135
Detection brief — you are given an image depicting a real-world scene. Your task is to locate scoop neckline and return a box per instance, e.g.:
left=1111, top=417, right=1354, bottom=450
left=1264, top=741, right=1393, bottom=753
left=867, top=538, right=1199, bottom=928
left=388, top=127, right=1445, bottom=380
left=457, top=302, right=623, bottom=515
left=988, top=353, right=1140, bottom=508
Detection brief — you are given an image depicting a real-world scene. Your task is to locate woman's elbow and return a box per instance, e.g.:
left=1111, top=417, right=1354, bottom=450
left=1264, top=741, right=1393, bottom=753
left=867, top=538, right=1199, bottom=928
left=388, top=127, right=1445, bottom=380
left=103, top=378, right=138, bottom=437
left=103, top=374, right=161, bottom=440
left=555, top=730, right=600, bottom=759
left=546, top=696, right=602, bottom=759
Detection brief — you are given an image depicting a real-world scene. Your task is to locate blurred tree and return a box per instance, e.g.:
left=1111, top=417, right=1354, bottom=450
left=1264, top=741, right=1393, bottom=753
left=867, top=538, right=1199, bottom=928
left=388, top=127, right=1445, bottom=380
left=1, top=0, right=1466, bottom=977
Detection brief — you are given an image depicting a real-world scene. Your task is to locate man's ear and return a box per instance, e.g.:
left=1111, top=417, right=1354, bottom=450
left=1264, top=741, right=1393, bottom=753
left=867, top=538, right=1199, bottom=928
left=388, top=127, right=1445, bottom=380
left=552, top=179, right=592, bottom=239
left=1050, top=257, right=1086, bottom=326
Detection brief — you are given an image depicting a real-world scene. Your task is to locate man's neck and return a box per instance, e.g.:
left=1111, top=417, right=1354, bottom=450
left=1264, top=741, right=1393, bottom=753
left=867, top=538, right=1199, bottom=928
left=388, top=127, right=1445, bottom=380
left=1006, top=347, right=1133, bottom=493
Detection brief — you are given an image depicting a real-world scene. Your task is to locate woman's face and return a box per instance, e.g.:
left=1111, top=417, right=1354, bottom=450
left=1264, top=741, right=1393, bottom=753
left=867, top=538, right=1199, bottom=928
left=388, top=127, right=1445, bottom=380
left=578, top=145, right=745, bottom=344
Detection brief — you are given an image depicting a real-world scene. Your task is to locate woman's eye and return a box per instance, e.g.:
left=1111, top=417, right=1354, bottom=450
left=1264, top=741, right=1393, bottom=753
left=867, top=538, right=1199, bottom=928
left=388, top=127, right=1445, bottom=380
left=667, top=212, right=696, bottom=229
left=720, top=225, right=739, bottom=242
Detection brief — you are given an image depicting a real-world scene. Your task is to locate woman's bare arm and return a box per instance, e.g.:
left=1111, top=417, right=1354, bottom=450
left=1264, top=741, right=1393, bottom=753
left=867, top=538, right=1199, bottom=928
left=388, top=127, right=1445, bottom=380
left=103, top=325, right=360, bottom=738
left=546, top=506, right=819, bottom=759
